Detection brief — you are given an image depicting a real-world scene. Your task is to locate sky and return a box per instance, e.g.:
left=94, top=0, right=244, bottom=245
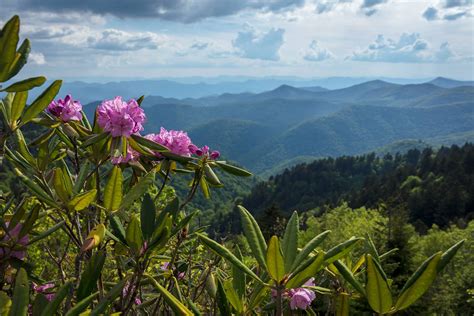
left=1, top=0, right=473, bottom=82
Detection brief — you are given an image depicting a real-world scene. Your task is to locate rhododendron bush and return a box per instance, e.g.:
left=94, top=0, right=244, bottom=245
left=0, top=16, right=465, bottom=315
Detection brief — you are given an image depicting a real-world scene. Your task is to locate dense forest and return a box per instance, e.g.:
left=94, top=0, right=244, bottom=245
left=223, top=143, right=474, bottom=233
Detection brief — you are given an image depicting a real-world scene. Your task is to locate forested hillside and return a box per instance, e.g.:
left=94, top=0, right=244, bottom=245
left=242, top=143, right=474, bottom=231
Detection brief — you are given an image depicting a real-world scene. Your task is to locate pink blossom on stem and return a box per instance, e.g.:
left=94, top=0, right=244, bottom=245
left=33, top=283, right=55, bottom=301
left=190, top=144, right=220, bottom=159
left=288, top=278, right=316, bottom=310
left=47, top=95, right=83, bottom=122
left=111, top=146, right=140, bottom=165
left=97, top=97, right=145, bottom=137
left=145, top=127, right=193, bottom=156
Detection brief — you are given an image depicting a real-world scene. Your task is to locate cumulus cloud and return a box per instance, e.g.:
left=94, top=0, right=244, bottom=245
left=11, top=0, right=305, bottom=22
left=314, top=0, right=388, bottom=16
left=23, top=25, right=75, bottom=39
left=350, top=33, right=458, bottom=63
left=360, top=0, right=388, bottom=16
left=315, top=0, right=352, bottom=14
left=190, top=42, right=209, bottom=50
left=29, top=52, right=46, bottom=65
left=422, top=0, right=472, bottom=21
left=232, top=26, right=285, bottom=61
left=303, top=40, right=334, bottom=61
left=86, top=29, right=166, bottom=51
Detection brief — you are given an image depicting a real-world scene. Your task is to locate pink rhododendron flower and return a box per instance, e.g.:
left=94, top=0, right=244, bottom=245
left=111, top=146, right=140, bottom=165
left=288, top=278, right=316, bottom=310
left=123, top=281, right=141, bottom=305
left=189, top=144, right=220, bottom=159
left=97, top=97, right=145, bottom=137
left=47, top=95, right=83, bottom=122
left=0, top=222, right=28, bottom=260
left=145, top=128, right=193, bottom=156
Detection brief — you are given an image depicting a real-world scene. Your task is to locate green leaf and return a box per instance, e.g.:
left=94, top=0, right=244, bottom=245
left=394, top=252, right=442, bottom=311
left=73, top=160, right=91, bottom=194
left=333, top=260, right=366, bottom=296
left=215, top=161, right=252, bottom=177
left=4, top=39, right=30, bottom=82
left=13, top=168, right=59, bottom=208
left=223, top=279, right=244, bottom=313
left=335, top=294, right=350, bottom=316
left=31, top=294, right=48, bottom=316
left=119, top=170, right=155, bottom=211
left=324, top=237, right=363, bottom=264
left=68, top=189, right=97, bottom=211
left=40, top=282, right=72, bottom=316
left=103, top=166, right=122, bottom=212
left=0, top=291, right=12, bottom=316
left=290, top=230, right=331, bottom=272
left=0, top=16, right=20, bottom=74
left=197, top=233, right=264, bottom=284
left=9, top=268, right=29, bottom=316
left=2, top=76, right=46, bottom=92
left=11, top=91, right=27, bottom=125
left=131, top=134, right=169, bottom=152
left=77, top=251, right=106, bottom=300
left=216, top=278, right=231, bottom=316
left=28, top=221, right=64, bottom=245
left=53, top=168, right=70, bottom=202
left=108, top=215, right=127, bottom=245
left=366, top=254, right=392, bottom=314
left=282, top=211, right=298, bottom=272
left=140, top=193, right=156, bottom=240
left=64, top=292, right=98, bottom=316
left=21, top=80, right=62, bottom=124
left=81, top=132, right=110, bottom=148
left=89, top=278, right=128, bottom=316
left=286, top=251, right=324, bottom=289
left=232, top=246, right=246, bottom=298
left=437, top=239, right=465, bottom=272
left=200, top=176, right=210, bottom=199
left=145, top=275, right=193, bottom=316
left=126, top=214, right=143, bottom=251
left=203, top=163, right=222, bottom=186
left=238, top=205, right=267, bottom=270
left=266, top=236, right=285, bottom=282
left=18, top=204, right=40, bottom=238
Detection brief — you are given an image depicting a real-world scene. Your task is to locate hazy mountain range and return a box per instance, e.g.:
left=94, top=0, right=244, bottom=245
left=80, top=76, right=474, bottom=174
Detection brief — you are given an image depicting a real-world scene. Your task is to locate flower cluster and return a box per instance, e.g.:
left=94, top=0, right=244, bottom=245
left=48, top=94, right=83, bottom=122
left=97, top=96, right=145, bottom=137
left=33, top=283, right=55, bottom=301
left=145, top=127, right=193, bottom=157
left=111, top=146, right=140, bottom=165
left=288, top=278, right=316, bottom=310
left=189, top=144, right=220, bottom=159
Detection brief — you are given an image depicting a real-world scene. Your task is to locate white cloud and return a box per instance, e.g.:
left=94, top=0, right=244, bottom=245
left=232, top=25, right=285, bottom=61
left=86, top=29, right=166, bottom=51
left=303, top=40, right=334, bottom=61
left=422, top=0, right=473, bottom=21
left=29, top=52, right=46, bottom=65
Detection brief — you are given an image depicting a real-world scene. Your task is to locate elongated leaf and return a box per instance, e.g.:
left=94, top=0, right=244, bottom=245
left=216, top=278, right=231, bottom=316
left=53, top=168, right=70, bottom=202
left=291, top=230, right=331, bottom=272
left=200, top=176, right=210, bottom=199
left=13, top=168, right=59, bottom=208
left=0, top=16, right=20, bottom=71
left=238, top=205, right=267, bottom=270
left=73, top=160, right=91, bottom=194
left=81, top=132, right=109, bottom=148
left=2, top=76, right=46, bottom=92
left=131, top=134, right=168, bottom=152
left=126, top=215, right=143, bottom=251
left=333, top=260, right=366, bottom=296
left=77, top=251, right=106, bottom=300
left=282, top=211, right=298, bottom=272
left=90, top=278, right=128, bottom=316
left=437, top=239, right=465, bottom=272
left=324, top=237, right=363, bottom=264
left=232, top=246, right=246, bottom=298
left=366, top=254, right=392, bottom=314
left=286, top=251, right=324, bottom=289
left=28, top=221, right=64, bottom=245
left=68, top=189, right=97, bottom=211
left=64, top=292, right=98, bottom=316
left=9, top=268, right=29, bottom=316
left=18, top=204, right=39, bottom=238
left=11, top=91, right=27, bottom=125
left=395, top=252, right=442, bottom=311
left=4, top=39, right=30, bottom=81
left=215, top=161, right=252, bottom=177
left=266, top=236, right=285, bottom=282
left=197, top=233, right=263, bottom=284
left=223, top=279, right=244, bottom=313
left=335, top=294, right=350, bottom=316
left=140, top=193, right=156, bottom=240
left=31, top=294, right=48, bottom=316
left=203, top=164, right=222, bottom=186
left=103, top=166, right=122, bottom=212
left=145, top=275, right=193, bottom=316
left=40, top=282, right=72, bottom=316
left=22, top=80, right=62, bottom=124
left=119, top=170, right=155, bottom=211
left=108, top=215, right=127, bottom=245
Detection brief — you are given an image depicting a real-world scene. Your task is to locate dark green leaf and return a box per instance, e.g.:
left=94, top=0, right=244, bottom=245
left=238, top=205, right=267, bottom=270
left=215, top=161, right=252, bottom=177
left=2, top=76, right=46, bottom=92
left=22, top=80, right=62, bottom=124
left=9, top=268, right=29, bottom=316
left=140, top=193, right=156, bottom=240
left=282, top=211, right=298, bottom=272
left=77, top=251, right=106, bottom=300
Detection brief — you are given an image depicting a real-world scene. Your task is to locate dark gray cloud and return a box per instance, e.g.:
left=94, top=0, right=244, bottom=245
left=360, top=0, right=387, bottom=8
left=233, top=26, right=285, bottom=61
left=12, top=0, right=305, bottom=22
left=315, top=0, right=351, bottom=14
left=442, top=0, right=471, bottom=8
left=24, top=26, right=75, bottom=39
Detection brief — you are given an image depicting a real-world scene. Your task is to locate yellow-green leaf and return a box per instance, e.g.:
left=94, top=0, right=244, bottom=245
left=145, top=275, right=193, bottom=316
left=68, top=189, right=97, bottom=211
left=104, top=166, right=122, bottom=212
left=9, top=268, right=28, bottom=316
left=21, top=80, right=62, bottom=124
left=366, top=254, right=392, bottom=314
left=266, top=236, right=285, bottom=282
